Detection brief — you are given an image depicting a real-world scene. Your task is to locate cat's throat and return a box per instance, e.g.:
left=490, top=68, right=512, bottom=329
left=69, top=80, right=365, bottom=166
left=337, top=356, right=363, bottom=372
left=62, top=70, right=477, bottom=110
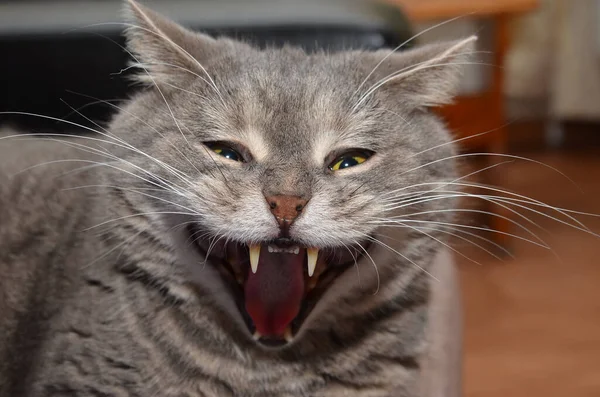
left=244, top=247, right=306, bottom=337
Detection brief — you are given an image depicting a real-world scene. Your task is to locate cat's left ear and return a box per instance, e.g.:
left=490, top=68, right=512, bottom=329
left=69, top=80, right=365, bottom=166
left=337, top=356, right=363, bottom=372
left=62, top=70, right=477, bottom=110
left=123, top=0, right=228, bottom=85
left=359, top=36, right=477, bottom=109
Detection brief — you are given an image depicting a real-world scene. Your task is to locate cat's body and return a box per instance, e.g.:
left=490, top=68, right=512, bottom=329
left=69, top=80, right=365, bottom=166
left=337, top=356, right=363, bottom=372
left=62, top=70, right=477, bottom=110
left=0, top=136, right=461, bottom=397
left=0, top=1, right=472, bottom=396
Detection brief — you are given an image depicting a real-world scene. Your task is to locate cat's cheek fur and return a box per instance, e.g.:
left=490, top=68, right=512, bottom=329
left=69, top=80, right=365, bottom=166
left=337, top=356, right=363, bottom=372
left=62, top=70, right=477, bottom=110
left=291, top=194, right=383, bottom=247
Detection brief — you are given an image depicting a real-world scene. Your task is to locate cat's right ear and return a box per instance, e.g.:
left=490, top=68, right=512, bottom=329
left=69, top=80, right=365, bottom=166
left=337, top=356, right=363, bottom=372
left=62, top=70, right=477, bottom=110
left=123, top=0, right=226, bottom=85
left=358, top=36, right=477, bottom=109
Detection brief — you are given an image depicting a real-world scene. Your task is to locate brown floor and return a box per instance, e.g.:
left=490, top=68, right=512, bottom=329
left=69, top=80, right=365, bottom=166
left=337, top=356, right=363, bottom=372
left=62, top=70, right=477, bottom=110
left=455, top=149, right=600, bottom=396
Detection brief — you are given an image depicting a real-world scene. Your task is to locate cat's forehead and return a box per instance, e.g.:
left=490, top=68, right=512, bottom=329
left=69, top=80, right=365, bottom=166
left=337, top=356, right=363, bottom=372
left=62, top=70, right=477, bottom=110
left=206, top=50, right=373, bottom=154
left=214, top=47, right=359, bottom=96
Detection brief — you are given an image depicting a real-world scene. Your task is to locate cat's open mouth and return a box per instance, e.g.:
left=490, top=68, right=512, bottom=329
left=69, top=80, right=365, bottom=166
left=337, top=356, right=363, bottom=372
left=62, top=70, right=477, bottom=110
left=188, top=225, right=361, bottom=346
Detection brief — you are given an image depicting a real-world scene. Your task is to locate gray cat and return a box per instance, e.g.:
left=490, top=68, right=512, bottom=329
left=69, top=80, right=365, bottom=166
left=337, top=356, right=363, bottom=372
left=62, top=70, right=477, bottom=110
left=0, top=1, right=474, bottom=395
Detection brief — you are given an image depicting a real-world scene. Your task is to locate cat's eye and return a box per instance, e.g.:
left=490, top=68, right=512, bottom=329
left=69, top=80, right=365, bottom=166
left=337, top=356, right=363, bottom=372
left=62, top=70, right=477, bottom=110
left=329, top=150, right=374, bottom=171
left=206, top=142, right=244, bottom=162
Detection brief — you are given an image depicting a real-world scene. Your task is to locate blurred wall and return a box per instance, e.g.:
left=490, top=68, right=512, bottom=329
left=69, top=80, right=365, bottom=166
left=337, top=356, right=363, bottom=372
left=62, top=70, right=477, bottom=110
left=506, top=0, right=600, bottom=122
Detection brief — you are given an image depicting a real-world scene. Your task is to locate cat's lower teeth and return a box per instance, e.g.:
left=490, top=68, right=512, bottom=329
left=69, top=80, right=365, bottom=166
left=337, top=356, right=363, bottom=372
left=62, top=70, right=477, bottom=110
left=252, top=328, right=294, bottom=344
left=283, top=327, right=294, bottom=343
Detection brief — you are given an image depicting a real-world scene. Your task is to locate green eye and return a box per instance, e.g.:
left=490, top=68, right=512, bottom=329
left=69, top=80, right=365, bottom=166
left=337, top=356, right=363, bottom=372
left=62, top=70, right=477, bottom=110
left=329, top=151, right=373, bottom=171
left=207, top=143, right=243, bottom=162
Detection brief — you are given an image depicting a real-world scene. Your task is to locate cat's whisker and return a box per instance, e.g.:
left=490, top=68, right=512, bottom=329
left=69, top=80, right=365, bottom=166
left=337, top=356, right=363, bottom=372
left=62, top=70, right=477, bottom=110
left=12, top=157, right=174, bottom=195
left=375, top=225, right=487, bottom=266
left=163, top=81, right=209, bottom=101
left=81, top=229, right=144, bottom=270
left=339, top=238, right=361, bottom=286
left=81, top=118, right=199, bottom=188
left=65, top=90, right=214, bottom=183
left=32, top=140, right=187, bottom=195
left=83, top=211, right=200, bottom=232
left=63, top=97, right=127, bottom=121
left=480, top=194, right=593, bottom=233
left=380, top=189, right=548, bottom=221
left=381, top=160, right=514, bottom=201
left=379, top=108, right=413, bottom=128
left=377, top=153, right=587, bottom=234
left=438, top=179, right=600, bottom=219
left=348, top=181, right=370, bottom=197
left=376, top=222, right=509, bottom=262
left=58, top=136, right=193, bottom=194
left=381, top=193, right=550, bottom=230
left=0, top=119, right=195, bottom=191
left=56, top=99, right=194, bottom=189
left=59, top=98, right=123, bottom=142
left=199, top=233, right=227, bottom=269
left=384, top=206, right=551, bottom=246
left=131, top=61, right=217, bottom=100
left=187, top=228, right=213, bottom=248
left=57, top=162, right=117, bottom=178
left=370, top=218, right=550, bottom=249
left=0, top=113, right=115, bottom=139
left=396, top=152, right=582, bottom=191
left=382, top=183, right=594, bottom=233
left=64, top=184, right=201, bottom=216
left=407, top=122, right=516, bottom=160
left=407, top=224, right=513, bottom=260
left=188, top=226, right=217, bottom=247
left=358, top=233, right=439, bottom=283
left=375, top=159, right=513, bottom=211
left=380, top=193, right=564, bottom=242
left=411, top=160, right=515, bottom=196
left=352, top=239, right=381, bottom=295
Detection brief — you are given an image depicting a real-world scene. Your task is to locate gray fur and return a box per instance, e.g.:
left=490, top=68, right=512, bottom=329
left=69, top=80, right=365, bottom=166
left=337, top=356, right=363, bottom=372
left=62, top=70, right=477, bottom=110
left=0, top=1, right=474, bottom=395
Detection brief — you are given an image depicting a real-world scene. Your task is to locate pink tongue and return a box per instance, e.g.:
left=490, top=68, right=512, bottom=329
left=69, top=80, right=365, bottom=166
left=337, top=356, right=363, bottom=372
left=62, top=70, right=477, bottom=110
left=244, top=247, right=305, bottom=336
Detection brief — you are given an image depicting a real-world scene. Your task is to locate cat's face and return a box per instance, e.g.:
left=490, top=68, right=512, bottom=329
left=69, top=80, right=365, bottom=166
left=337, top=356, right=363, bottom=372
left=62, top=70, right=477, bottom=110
left=109, top=0, right=474, bottom=347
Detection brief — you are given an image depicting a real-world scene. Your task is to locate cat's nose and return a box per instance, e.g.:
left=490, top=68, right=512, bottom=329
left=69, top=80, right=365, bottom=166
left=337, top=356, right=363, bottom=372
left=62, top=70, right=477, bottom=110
left=265, top=195, right=308, bottom=237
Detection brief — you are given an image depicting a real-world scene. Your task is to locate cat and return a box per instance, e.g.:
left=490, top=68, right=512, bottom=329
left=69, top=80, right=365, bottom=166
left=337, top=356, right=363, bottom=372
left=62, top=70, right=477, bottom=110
left=0, top=1, right=475, bottom=396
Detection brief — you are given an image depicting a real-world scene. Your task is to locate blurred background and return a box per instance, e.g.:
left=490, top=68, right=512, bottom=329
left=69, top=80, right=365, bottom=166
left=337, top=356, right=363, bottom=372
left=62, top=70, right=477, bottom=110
left=1, top=1, right=599, bottom=396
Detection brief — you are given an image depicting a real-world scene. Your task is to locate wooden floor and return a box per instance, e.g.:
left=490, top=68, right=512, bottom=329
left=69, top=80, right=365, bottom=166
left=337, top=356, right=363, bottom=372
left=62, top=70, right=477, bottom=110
left=455, top=149, right=600, bottom=397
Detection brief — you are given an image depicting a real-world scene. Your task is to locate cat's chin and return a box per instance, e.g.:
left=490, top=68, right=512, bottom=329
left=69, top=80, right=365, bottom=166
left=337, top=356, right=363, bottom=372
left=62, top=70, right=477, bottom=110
left=187, top=224, right=365, bottom=348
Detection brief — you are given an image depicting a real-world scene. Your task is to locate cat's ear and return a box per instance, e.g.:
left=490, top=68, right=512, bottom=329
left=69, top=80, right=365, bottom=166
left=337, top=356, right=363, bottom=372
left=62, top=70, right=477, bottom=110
left=123, top=0, right=223, bottom=85
left=360, top=36, right=477, bottom=109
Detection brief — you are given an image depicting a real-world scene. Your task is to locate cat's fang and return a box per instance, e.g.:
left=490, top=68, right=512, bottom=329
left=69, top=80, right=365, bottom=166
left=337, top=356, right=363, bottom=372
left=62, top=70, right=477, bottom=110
left=249, top=245, right=260, bottom=274
left=252, top=331, right=262, bottom=341
left=307, top=248, right=319, bottom=277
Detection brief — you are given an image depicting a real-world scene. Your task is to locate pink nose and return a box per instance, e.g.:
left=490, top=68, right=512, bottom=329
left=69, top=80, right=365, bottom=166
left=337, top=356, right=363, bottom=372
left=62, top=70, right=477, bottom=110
left=265, top=195, right=308, bottom=236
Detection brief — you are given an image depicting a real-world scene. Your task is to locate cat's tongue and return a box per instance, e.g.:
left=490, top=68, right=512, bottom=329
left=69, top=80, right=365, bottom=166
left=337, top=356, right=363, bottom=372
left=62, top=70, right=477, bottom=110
left=244, top=247, right=305, bottom=336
